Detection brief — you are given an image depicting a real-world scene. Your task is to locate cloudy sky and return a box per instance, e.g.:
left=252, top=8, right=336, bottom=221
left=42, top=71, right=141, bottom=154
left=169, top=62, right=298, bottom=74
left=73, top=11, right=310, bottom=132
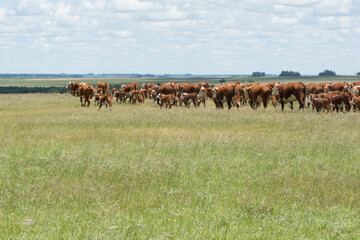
left=0, top=0, right=360, bottom=75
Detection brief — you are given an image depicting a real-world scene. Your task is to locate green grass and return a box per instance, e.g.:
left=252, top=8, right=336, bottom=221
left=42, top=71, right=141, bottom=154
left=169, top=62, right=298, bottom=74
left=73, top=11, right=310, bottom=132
left=1, top=94, right=360, bottom=239
left=0, top=75, right=359, bottom=87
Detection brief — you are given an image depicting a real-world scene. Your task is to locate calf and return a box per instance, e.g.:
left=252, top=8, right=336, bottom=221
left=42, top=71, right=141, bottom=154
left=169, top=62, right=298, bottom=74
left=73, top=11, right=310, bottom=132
left=352, top=96, right=360, bottom=111
left=312, top=97, right=332, bottom=113
left=98, top=93, right=113, bottom=111
left=180, top=93, right=200, bottom=108
left=157, top=93, right=175, bottom=109
left=115, top=90, right=126, bottom=103
left=94, top=92, right=104, bottom=106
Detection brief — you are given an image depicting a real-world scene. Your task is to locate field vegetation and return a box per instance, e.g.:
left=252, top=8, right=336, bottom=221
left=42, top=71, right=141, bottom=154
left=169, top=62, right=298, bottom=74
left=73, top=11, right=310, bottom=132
left=0, top=75, right=360, bottom=88
left=1, top=93, right=360, bottom=239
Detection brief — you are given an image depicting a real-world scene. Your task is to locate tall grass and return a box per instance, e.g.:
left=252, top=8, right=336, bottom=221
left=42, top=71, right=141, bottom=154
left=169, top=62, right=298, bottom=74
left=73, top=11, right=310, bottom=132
left=0, top=94, right=360, bottom=239
left=0, top=75, right=359, bottom=87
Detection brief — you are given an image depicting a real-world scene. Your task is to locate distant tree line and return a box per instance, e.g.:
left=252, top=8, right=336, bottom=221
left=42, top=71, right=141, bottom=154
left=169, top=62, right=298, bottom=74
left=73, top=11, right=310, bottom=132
left=357, top=72, right=360, bottom=76
left=251, top=72, right=265, bottom=77
left=0, top=86, right=68, bottom=94
left=319, top=70, right=336, bottom=76
left=279, top=71, right=301, bottom=77
left=0, top=74, right=83, bottom=79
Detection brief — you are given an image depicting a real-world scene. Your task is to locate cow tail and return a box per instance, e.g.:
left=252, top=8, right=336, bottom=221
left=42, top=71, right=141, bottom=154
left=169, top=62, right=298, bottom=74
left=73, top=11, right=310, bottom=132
left=302, top=84, right=307, bottom=103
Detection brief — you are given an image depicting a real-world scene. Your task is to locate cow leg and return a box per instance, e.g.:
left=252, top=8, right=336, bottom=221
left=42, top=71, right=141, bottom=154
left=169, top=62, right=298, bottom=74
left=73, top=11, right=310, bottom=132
left=227, top=98, right=232, bottom=110
left=271, top=97, right=277, bottom=108
left=192, top=99, right=197, bottom=108
left=281, top=101, right=285, bottom=111
left=290, top=102, right=294, bottom=110
left=80, top=97, right=84, bottom=107
left=263, top=99, right=268, bottom=109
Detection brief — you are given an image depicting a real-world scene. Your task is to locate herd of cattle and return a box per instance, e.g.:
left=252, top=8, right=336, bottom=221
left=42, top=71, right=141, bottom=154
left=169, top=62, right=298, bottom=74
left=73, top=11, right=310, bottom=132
left=66, top=81, right=360, bottom=112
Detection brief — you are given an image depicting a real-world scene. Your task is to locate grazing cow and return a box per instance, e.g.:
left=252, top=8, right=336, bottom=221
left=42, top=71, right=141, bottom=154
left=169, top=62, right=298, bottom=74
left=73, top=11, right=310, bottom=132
left=180, top=93, right=200, bottom=108
left=121, top=83, right=140, bottom=102
left=266, top=82, right=280, bottom=108
left=325, top=82, right=347, bottom=93
left=248, top=84, right=272, bottom=109
left=142, top=83, right=156, bottom=98
left=328, top=92, right=352, bottom=113
left=78, top=83, right=95, bottom=107
left=198, top=82, right=210, bottom=88
left=305, top=83, right=325, bottom=109
left=97, top=82, right=110, bottom=94
left=94, top=92, right=104, bottom=106
left=199, top=86, right=218, bottom=107
left=112, top=88, right=118, bottom=94
left=115, top=90, right=126, bottom=103
left=157, top=93, right=175, bottom=109
left=98, top=93, right=113, bottom=111
left=348, top=84, right=360, bottom=97
left=352, top=96, right=360, bottom=111
left=130, top=90, right=144, bottom=104
left=66, top=82, right=82, bottom=96
left=212, top=85, right=236, bottom=110
left=226, top=82, right=241, bottom=86
left=311, top=96, right=332, bottom=113
left=95, top=87, right=104, bottom=94
left=152, top=84, right=177, bottom=104
left=178, top=84, right=201, bottom=95
left=142, top=83, right=156, bottom=90
left=272, top=82, right=306, bottom=111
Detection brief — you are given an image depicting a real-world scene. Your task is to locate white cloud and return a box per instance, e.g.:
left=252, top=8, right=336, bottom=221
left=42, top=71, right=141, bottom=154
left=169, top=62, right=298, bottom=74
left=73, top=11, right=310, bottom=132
left=15, top=0, right=54, bottom=15
left=1, top=0, right=360, bottom=74
left=0, top=7, right=7, bottom=21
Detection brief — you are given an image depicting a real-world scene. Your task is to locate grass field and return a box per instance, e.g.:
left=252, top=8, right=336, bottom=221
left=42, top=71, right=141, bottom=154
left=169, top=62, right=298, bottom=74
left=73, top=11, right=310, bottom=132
left=1, top=94, right=360, bottom=239
left=1, top=75, right=360, bottom=88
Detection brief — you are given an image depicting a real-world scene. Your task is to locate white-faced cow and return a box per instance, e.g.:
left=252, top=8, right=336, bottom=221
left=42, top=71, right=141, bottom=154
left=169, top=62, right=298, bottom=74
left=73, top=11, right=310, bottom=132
left=272, top=82, right=306, bottom=111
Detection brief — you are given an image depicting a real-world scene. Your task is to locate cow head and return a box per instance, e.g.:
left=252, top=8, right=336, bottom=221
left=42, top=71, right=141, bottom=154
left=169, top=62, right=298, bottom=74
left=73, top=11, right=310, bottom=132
left=212, top=88, right=219, bottom=99
left=272, top=83, right=281, bottom=96
left=198, top=87, right=207, bottom=99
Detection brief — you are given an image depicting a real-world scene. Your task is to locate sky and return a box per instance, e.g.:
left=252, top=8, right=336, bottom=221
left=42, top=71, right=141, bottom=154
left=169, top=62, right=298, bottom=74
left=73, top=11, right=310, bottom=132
left=0, top=0, right=360, bottom=75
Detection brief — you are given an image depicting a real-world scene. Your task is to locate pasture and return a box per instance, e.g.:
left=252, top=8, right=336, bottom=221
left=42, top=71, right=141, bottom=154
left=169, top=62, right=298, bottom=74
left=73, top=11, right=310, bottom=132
left=1, top=93, right=360, bottom=239
left=0, top=75, right=359, bottom=88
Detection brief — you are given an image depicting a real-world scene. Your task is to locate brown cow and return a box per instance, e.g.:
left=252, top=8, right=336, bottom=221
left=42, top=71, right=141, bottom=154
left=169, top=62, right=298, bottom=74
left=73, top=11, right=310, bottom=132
left=180, top=93, right=200, bottom=108
left=66, top=82, right=82, bottom=96
left=130, top=90, right=144, bottom=104
left=178, top=84, right=201, bottom=95
left=199, top=86, right=219, bottom=107
left=98, top=93, right=113, bottom=111
left=212, top=85, right=236, bottom=110
left=305, top=83, right=325, bottom=109
left=198, top=82, right=210, bottom=88
left=226, top=82, right=241, bottom=86
left=248, top=84, right=272, bottom=109
left=328, top=92, right=352, bottom=113
left=266, top=82, right=280, bottom=108
left=142, top=83, right=156, bottom=98
left=157, top=93, right=175, bottom=109
left=122, top=83, right=140, bottom=102
left=112, top=88, right=118, bottom=94
left=94, top=92, right=104, bottom=106
left=312, top=97, right=332, bottom=113
left=115, top=90, right=126, bottom=103
left=272, top=82, right=306, bottom=111
left=78, top=83, right=95, bottom=107
left=95, top=87, right=104, bottom=94
left=325, top=82, right=347, bottom=93
left=348, top=84, right=360, bottom=97
left=152, top=84, right=177, bottom=104
left=352, top=96, right=360, bottom=111
left=97, top=82, right=110, bottom=94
